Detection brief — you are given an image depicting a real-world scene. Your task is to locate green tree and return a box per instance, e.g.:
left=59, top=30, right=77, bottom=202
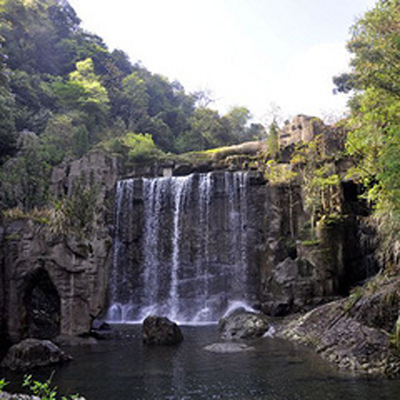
left=335, top=0, right=400, bottom=262
left=53, top=58, right=110, bottom=144
left=225, top=106, right=251, bottom=142
left=176, top=107, right=229, bottom=152
left=266, top=120, right=279, bottom=158
left=0, top=36, right=16, bottom=159
left=119, top=72, right=149, bottom=130
left=0, top=132, right=51, bottom=210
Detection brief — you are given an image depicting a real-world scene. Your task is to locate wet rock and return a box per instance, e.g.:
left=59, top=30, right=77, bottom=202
left=142, top=316, right=183, bottom=345
left=1, top=338, right=72, bottom=371
left=204, top=342, right=255, bottom=353
left=219, top=309, right=269, bottom=340
left=90, top=321, right=115, bottom=340
left=0, top=393, right=40, bottom=400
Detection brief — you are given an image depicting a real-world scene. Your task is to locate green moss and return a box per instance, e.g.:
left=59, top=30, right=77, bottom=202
left=4, top=233, right=21, bottom=241
left=301, top=239, right=321, bottom=246
left=344, top=286, right=363, bottom=312
left=321, top=213, right=344, bottom=227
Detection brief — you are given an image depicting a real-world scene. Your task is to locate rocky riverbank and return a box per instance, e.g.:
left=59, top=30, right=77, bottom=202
left=275, top=274, right=400, bottom=377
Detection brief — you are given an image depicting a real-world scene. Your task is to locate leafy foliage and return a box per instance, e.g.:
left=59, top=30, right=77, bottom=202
left=336, top=0, right=400, bottom=264
left=0, top=0, right=258, bottom=172
left=0, top=377, right=8, bottom=392
left=266, top=121, right=279, bottom=158
left=99, top=132, right=164, bottom=162
left=23, top=374, right=80, bottom=400
left=0, top=132, right=51, bottom=210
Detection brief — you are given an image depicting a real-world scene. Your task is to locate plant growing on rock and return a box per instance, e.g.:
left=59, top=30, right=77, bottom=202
left=23, top=374, right=80, bottom=400
left=49, top=176, right=99, bottom=239
left=0, top=375, right=81, bottom=400
left=0, top=378, right=8, bottom=392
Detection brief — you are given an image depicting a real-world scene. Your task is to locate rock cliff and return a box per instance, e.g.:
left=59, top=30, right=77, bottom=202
left=0, top=150, right=118, bottom=345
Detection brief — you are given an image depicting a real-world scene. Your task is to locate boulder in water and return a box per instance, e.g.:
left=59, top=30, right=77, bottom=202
left=0, top=338, right=72, bottom=371
left=219, top=309, right=269, bottom=340
left=142, top=316, right=183, bottom=345
left=90, top=321, right=115, bottom=340
left=204, top=342, right=255, bottom=353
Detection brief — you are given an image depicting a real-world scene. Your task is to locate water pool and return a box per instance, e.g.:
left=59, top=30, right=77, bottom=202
left=3, top=325, right=400, bottom=400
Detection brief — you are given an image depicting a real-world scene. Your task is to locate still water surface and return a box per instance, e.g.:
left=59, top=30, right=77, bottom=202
left=4, top=325, right=400, bottom=399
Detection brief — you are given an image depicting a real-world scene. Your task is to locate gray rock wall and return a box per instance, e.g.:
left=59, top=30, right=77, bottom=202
left=259, top=184, right=375, bottom=316
left=2, top=219, right=112, bottom=342
left=1, top=150, right=118, bottom=343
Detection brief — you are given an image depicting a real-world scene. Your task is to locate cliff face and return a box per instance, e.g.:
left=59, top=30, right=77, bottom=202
left=0, top=147, right=377, bottom=344
left=259, top=183, right=376, bottom=316
left=0, top=151, right=118, bottom=345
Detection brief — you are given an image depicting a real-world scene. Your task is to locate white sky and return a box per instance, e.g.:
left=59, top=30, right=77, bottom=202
left=68, top=0, right=376, bottom=124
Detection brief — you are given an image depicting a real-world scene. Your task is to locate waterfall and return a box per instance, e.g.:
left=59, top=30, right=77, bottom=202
left=107, top=171, right=254, bottom=324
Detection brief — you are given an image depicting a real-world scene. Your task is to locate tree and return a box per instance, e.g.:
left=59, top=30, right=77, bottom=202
left=69, top=58, right=109, bottom=107
left=41, top=114, right=75, bottom=164
left=266, top=120, right=279, bottom=158
left=225, top=106, right=251, bottom=142
left=0, top=36, right=16, bottom=159
left=0, top=132, right=51, bottom=210
left=118, top=72, right=149, bottom=131
left=176, top=107, right=229, bottom=152
left=53, top=58, right=110, bottom=144
left=337, top=0, right=400, bottom=263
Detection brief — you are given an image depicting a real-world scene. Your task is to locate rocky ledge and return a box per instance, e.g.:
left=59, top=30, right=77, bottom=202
left=276, top=276, right=400, bottom=377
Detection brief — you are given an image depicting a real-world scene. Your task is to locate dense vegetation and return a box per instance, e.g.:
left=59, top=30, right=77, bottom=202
left=334, top=0, right=400, bottom=264
left=0, top=0, right=265, bottom=210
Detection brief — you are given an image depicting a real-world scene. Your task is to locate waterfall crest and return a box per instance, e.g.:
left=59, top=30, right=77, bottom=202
left=107, top=171, right=254, bottom=324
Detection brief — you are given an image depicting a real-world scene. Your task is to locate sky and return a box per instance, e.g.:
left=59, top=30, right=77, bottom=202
left=68, top=0, right=377, bottom=124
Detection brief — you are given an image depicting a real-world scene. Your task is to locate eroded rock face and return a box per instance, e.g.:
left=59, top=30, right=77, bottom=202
left=2, top=221, right=111, bottom=342
left=259, top=184, right=376, bottom=316
left=0, top=338, right=71, bottom=371
left=218, top=309, right=269, bottom=340
left=1, top=150, right=118, bottom=343
left=142, top=316, right=183, bottom=345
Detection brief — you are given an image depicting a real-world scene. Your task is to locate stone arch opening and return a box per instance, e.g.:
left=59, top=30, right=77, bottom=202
left=23, top=268, right=60, bottom=339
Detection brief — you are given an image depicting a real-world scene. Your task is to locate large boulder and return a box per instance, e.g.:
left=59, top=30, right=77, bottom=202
left=142, top=316, right=183, bottom=345
left=219, top=309, right=269, bottom=340
left=0, top=338, right=71, bottom=371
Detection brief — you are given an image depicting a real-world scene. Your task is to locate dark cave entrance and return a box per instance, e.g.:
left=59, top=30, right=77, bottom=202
left=23, top=268, right=61, bottom=339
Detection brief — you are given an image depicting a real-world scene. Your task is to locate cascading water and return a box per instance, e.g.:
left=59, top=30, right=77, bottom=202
left=107, top=171, right=255, bottom=324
